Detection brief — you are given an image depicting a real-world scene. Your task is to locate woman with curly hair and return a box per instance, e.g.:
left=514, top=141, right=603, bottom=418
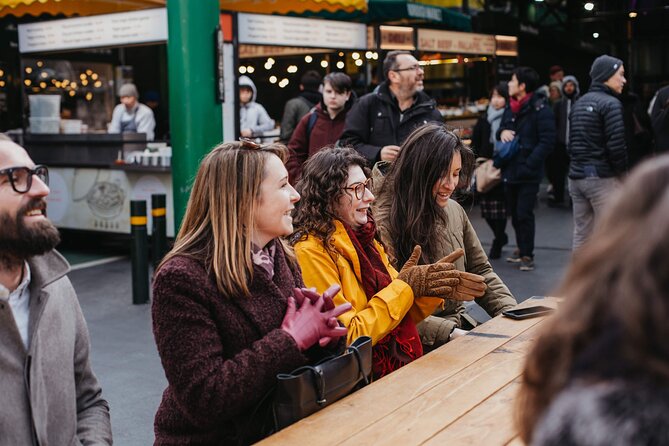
left=151, top=140, right=350, bottom=444
left=292, top=146, right=477, bottom=379
left=373, top=123, right=515, bottom=350
left=516, top=154, right=669, bottom=445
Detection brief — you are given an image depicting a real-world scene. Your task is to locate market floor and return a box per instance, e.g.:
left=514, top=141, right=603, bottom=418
left=71, top=187, right=573, bottom=446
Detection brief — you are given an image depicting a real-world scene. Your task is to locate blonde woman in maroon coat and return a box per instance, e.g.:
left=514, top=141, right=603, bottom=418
left=151, top=140, right=350, bottom=444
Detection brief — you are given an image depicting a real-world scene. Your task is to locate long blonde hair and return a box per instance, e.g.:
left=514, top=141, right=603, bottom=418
left=159, top=141, right=288, bottom=297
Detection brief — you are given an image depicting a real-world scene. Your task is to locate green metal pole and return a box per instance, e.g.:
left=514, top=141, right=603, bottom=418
left=167, top=0, right=223, bottom=230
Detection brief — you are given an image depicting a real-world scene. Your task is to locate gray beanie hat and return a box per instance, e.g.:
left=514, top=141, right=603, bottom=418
left=119, top=83, right=139, bottom=98
left=590, top=55, right=623, bottom=83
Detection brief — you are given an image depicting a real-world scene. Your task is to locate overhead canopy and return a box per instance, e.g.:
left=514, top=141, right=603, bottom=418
left=0, top=0, right=164, bottom=18
left=368, top=0, right=471, bottom=31
left=1, top=0, right=471, bottom=31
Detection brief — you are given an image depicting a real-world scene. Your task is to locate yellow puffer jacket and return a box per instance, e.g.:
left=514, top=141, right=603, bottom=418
left=294, top=219, right=443, bottom=346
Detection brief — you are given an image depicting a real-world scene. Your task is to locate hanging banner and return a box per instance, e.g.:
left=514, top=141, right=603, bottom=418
left=18, top=8, right=167, bottom=53
left=238, top=13, right=367, bottom=49
left=418, top=29, right=495, bottom=55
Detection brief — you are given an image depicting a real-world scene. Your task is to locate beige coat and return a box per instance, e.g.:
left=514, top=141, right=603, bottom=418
left=0, top=251, right=111, bottom=446
left=373, top=164, right=516, bottom=348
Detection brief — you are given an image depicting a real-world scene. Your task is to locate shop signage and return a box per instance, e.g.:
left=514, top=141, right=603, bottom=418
left=379, top=26, right=415, bottom=50
left=18, top=8, right=167, bottom=54
left=238, top=13, right=367, bottom=49
left=418, top=29, right=495, bottom=55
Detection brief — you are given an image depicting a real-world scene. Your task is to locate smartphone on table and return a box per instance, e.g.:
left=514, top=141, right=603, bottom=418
left=502, top=305, right=554, bottom=320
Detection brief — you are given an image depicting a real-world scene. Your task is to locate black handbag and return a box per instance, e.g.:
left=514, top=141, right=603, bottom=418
left=272, top=335, right=372, bottom=430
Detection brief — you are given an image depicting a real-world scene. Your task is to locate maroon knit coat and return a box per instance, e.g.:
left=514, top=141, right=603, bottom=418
left=151, top=244, right=308, bottom=444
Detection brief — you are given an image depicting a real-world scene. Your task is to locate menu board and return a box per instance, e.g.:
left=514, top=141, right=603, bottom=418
left=18, top=8, right=168, bottom=53
left=238, top=13, right=367, bottom=49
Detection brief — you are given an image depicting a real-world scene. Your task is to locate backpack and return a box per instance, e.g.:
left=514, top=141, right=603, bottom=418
left=305, top=108, right=318, bottom=145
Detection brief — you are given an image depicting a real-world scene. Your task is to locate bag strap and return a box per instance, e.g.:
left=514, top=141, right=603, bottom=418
left=348, top=343, right=370, bottom=386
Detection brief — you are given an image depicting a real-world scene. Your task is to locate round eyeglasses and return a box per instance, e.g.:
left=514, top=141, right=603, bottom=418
left=342, top=177, right=373, bottom=200
left=0, top=165, right=49, bottom=194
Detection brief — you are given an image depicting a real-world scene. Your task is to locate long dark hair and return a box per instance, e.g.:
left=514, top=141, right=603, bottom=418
left=379, top=123, right=474, bottom=266
left=291, top=146, right=369, bottom=251
left=516, top=154, right=669, bottom=443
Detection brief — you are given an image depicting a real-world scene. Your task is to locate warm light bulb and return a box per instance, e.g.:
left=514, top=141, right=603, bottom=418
left=336, top=61, right=345, bottom=69
left=305, top=55, right=313, bottom=63
left=584, top=2, right=594, bottom=11
left=320, top=60, right=328, bottom=68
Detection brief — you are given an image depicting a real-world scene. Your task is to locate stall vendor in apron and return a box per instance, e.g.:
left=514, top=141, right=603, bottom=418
left=109, top=83, right=156, bottom=141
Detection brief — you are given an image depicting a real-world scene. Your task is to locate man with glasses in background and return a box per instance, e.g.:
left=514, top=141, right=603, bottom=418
left=0, top=137, right=112, bottom=446
left=340, top=50, right=442, bottom=165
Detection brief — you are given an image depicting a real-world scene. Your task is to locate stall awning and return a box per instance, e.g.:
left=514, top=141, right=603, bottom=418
left=220, top=0, right=367, bottom=20
left=0, top=0, right=164, bottom=18
left=368, top=0, right=471, bottom=31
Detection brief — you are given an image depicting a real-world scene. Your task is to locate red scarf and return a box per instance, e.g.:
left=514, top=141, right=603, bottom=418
left=510, top=92, right=533, bottom=115
left=343, top=216, right=423, bottom=379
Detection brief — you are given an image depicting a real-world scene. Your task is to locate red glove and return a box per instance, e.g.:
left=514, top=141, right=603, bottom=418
left=281, top=288, right=351, bottom=351
left=293, top=285, right=342, bottom=347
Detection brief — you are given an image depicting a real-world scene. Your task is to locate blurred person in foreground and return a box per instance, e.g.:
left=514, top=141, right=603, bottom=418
left=374, top=124, right=514, bottom=350
left=340, top=50, right=442, bottom=165
left=151, top=140, right=350, bottom=444
left=516, top=154, right=669, bottom=446
left=0, top=138, right=112, bottom=445
left=291, top=146, right=470, bottom=378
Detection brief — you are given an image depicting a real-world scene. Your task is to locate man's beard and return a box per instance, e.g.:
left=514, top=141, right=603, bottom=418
left=0, top=199, right=61, bottom=264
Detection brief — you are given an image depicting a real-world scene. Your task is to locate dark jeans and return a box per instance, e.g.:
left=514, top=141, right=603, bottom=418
left=505, top=182, right=539, bottom=258
left=545, top=143, right=569, bottom=202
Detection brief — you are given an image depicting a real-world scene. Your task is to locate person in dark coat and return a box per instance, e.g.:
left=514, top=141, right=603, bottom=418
left=279, top=70, right=322, bottom=143
left=496, top=67, right=556, bottom=271
left=567, top=54, right=627, bottom=250
left=339, top=50, right=442, bottom=165
left=286, top=72, right=355, bottom=183
left=622, top=90, right=654, bottom=168
left=547, top=75, right=580, bottom=206
left=470, top=82, right=509, bottom=259
left=151, top=140, right=350, bottom=445
left=516, top=154, right=669, bottom=446
left=650, top=84, right=669, bottom=153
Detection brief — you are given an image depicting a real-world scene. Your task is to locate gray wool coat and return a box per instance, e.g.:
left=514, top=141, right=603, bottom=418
left=0, top=251, right=112, bottom=446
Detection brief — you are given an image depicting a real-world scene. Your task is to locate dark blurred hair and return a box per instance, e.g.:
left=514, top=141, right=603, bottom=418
left=513, top=66, right=541, bottom=93
left=323, top=72, right=352, bottom=93
left=378, top=123, right=475, bottom=267
left=383, top=50, right=413, bottom=80
left=516, top=154, right=669, bottom=443
left=549, top=65, right=564, bottom=75
left=291, top=146, right=369, bottom=251
left=300, top=70, right=322, bottom=91
left=492, top=81, right=509, bottom=101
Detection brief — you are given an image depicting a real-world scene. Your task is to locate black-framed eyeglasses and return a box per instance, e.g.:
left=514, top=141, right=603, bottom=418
left=342, top=177, right=373, bottom=200
left=393, top=64, right=423, bottom=73
left=0, top=165, right=49, bottom=194
left=239, top=137, right=263, bottom=150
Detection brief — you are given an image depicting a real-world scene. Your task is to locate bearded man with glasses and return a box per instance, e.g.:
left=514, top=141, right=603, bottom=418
left=0, top=137, right=112, bottom=446
left=340, top=50, right=442, bottom=165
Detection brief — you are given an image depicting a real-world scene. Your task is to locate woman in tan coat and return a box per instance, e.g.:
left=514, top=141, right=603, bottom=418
left=374, top=123, right=516, bottom=350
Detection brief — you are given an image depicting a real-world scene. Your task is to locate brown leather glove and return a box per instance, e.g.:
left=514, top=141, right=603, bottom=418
left=398, top=246, right=460, bottom=297
left=452, top=271, right=487, bottom=301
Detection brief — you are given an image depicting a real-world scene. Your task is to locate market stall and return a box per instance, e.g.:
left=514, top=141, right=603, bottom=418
left=15, top=8, right=175, bottom=236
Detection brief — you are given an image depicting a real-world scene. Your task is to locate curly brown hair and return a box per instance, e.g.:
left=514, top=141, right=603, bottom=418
left=291, top=146, right=369, bottom=251
left=516, top=154, right=669, bottom=443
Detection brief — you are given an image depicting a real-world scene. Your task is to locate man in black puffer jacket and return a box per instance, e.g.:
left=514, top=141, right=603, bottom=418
left=340, top=51, right=442, bottom=165
left=496, top=67, right=556, bottom=271
left=568, top=55, right=627, bottom=250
